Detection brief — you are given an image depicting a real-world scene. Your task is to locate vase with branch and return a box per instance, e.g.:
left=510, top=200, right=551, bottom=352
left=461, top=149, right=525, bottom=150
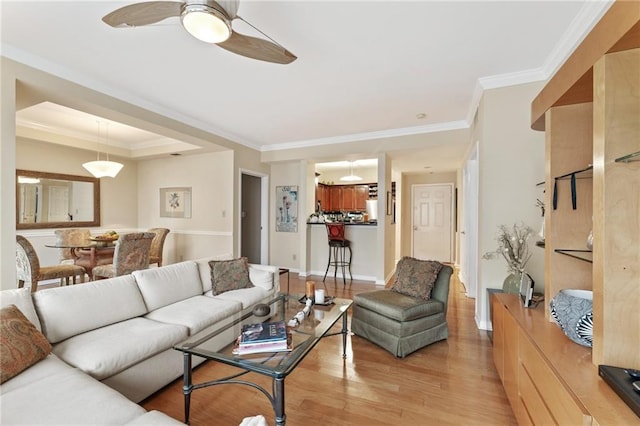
left=483, top=223, right=534, bottom=293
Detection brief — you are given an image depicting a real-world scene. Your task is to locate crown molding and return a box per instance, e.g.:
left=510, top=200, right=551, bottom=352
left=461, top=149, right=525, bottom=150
left=2, top=44, right=261, bottom=151
left=261, top=120, right=470, bottom=152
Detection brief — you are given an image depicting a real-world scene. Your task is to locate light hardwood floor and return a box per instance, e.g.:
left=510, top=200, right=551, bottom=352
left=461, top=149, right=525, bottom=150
left=141, top=271, right=516, bottom=425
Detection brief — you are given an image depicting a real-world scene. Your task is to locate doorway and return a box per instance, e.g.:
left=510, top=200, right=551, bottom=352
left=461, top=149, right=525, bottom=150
left=240, top=172, right=267, bottom=264
left=411, top=183, right=454, bottom=262
left=460, top=142, right=479, bottom=298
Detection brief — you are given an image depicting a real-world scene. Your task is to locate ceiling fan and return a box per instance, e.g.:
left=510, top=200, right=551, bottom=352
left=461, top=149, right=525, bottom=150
left=102, top=0, right=297, bottom=64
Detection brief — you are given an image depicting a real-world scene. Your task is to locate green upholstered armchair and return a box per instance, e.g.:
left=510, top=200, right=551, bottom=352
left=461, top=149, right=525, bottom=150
left=351, top=260, right=453, bottom=358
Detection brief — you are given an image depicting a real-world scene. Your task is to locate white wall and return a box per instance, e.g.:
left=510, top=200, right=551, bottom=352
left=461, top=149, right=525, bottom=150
left=476, top=81, right=546, bottom=330
left=269, top=161, right=305, bottom=271
left=137, top=151, right=234, bottom=264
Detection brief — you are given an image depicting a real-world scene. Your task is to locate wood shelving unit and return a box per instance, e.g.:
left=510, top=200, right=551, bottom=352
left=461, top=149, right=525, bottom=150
left=493, top=1, right=640, bottom=421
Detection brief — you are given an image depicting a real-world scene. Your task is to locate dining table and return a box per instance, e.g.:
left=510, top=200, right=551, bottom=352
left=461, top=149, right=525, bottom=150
left=45, top=237, right=117, bottom=280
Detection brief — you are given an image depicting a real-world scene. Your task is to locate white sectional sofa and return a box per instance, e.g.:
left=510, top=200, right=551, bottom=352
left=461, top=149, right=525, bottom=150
left=0, top=256, right=280, bottom=425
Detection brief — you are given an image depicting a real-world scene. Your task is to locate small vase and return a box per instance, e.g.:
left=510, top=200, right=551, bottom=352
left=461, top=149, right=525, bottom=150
left=502, top=272, right=522, bottom=294
left=586, top=230, right=593, bottom=250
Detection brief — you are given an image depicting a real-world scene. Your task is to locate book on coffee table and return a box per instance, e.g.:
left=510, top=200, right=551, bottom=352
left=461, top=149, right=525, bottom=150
left=234, top=321, right=292, bottom=355
left=240, top=321, right=287, bottom=344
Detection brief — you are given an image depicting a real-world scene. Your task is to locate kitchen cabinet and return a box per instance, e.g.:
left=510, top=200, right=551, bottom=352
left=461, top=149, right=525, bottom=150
left=354, top=185, right=368, bottom=210
left=316, top=183, right=374, bottom=212
left=316, top=183, right=330, bottom=211
left=342, top=186, right=355, bottom=210
left=329, top=186, right=343, bottom=211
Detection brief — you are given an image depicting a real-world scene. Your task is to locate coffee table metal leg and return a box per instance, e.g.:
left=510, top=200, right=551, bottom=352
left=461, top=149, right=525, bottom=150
left=274, top=377, right=286, bottom=425
left=341, top=311, right=348, bottom=358
left=182, top=353, right=193, bottom=424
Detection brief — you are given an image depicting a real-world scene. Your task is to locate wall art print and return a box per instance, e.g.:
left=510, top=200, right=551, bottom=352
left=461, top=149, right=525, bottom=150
left=276, top=186, right=298, bottom=232
left=160, top=187, right=192, bottom=218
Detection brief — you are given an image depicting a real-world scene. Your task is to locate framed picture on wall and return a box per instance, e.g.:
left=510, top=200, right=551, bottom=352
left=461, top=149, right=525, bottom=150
left=160, top=187, right=192, bottom=218
left=276, top=186, right=298, bottom=232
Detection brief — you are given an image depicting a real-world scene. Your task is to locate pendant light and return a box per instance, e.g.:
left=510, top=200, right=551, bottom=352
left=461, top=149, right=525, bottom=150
left=83, top=121, right=123, bottom=178
left=340, top=161, right=362, bottom=182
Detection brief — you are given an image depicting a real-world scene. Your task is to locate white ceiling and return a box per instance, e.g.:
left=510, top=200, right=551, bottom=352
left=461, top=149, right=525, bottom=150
left=2, top=1, right=612, bottom=173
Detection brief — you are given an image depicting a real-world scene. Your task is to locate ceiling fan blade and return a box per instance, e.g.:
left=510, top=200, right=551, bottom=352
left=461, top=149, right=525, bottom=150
left=217, top=0, right=239, bottom=19
left=218, top=31, right=297, bottom=64
left=102, top=1, right=183, bottom=27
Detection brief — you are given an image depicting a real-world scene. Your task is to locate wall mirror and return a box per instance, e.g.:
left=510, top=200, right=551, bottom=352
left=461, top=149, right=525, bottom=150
left=16, top=169, right=100, bottom=230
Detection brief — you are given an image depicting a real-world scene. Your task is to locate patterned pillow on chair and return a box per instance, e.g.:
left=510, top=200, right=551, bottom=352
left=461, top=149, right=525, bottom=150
left=390, top=256, right=443, bottom=301
left=209, top=257, right=254, bottom=296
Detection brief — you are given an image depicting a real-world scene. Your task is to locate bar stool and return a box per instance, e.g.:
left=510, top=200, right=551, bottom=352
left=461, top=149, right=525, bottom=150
left=323, top=222, right=353, bottom=285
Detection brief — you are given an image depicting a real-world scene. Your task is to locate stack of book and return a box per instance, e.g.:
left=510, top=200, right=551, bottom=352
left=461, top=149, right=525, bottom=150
left=234, top=321, right=291, bottom=355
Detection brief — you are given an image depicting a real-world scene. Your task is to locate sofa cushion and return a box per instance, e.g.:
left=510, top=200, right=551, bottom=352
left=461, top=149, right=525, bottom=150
left=0, top=354, right=66, bottom=394
left=0, top=287, right=41, bottom=331
left=145, top=295, right=242, bottom=335
left=33, top=275, right=147, bottom=344
left=194, top=254, right=234, bottom=293
left=133, top=261, right=203, bottom=311
left=53, top=317, right=188, bottom=380
left=207, top=286, right=271, bottom=309
left=249, top=267, right=274, bottom=291
left=390, top=257, right=443, bottom=301
left=209, top=257, right=253, bottom=296
left=0, top=305, right=52, bottom=384
left=354, top=290, right=444, bottom=322
left=0, top=361, right=147, bottom=425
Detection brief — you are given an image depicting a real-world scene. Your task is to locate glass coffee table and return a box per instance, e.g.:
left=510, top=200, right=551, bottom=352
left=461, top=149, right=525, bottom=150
left=173, top=293, right=353, bottom=425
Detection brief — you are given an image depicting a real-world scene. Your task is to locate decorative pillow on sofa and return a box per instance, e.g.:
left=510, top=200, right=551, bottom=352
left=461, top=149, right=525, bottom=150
left=390, top=257, right=443, bottom=301
left=209, top=257, right=254, bottom=296
left=0, top=304, right=52, bottom=384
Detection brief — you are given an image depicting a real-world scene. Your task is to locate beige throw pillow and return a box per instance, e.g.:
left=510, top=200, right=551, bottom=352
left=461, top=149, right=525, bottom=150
left=390, top=257, right=443, bottom=301
left=209, top=257, right=254, bottom=296
left=0, top=304, right=52, bottom=384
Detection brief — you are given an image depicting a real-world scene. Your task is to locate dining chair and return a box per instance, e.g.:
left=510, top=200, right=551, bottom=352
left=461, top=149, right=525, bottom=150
left=54, top=228, right=91, bottom=265
left=148, top=228, right=170, bottom=267
left=92, top=232, right=155, bottom=279
left=16, top=235, right=86, bottom=292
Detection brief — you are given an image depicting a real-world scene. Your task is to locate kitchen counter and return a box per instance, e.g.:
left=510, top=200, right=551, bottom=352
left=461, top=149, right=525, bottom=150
left=306, top=222, right=378, bottom=282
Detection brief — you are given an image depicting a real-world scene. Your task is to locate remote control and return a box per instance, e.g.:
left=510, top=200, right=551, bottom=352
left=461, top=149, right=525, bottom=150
left=625, top=368, right=640, bottom=379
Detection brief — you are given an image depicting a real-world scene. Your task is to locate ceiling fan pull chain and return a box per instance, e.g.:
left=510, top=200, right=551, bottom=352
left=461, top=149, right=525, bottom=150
left=236, top=16, right=287, bottom=50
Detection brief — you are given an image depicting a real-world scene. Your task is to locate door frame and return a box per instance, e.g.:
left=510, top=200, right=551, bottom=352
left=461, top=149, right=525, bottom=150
left=410, top=182, right=455, bottom=263
left=239, top=169, right=269, bottom=264
left=460, top=141, right=479, bottom=298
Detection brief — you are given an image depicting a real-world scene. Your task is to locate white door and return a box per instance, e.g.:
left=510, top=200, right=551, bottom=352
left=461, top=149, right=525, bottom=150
left=411, top=184, right=453, bottom=262
left=460, top=142, right=479, bottom=298
left=48, top=186, right=69, bottom=222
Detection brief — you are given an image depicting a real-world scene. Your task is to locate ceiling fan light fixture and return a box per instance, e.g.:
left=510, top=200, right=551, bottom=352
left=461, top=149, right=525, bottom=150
left=181, top=4, right=231, bottom=44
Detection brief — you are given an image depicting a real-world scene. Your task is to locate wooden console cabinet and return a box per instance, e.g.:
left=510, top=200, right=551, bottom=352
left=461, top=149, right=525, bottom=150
left=492, top=294, right=638, bottom=425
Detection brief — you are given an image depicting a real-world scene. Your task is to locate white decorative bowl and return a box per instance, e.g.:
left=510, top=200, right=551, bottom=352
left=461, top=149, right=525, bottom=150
left=550, top=289, right=593, bottom=347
